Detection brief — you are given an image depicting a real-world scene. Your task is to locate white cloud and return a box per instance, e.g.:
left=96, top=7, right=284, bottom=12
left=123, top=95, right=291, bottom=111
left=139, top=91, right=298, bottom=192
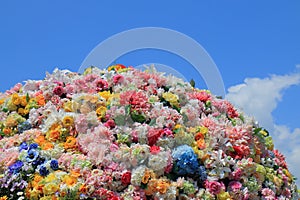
left=226, top=72, right=300, bottom=186
left=227, top=74, right=300, bottom=130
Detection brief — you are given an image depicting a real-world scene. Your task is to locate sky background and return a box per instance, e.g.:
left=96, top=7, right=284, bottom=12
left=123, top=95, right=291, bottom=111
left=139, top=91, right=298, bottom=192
left=1, top=1, right=300, bottom=185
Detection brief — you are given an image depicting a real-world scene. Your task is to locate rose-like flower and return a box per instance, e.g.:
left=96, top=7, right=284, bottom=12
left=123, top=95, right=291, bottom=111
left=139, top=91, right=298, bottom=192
left=53, top=85, right=65, bottom=96
left=205, top=180, right=225, bottom=195
left=121, top=171, right=131, bottom=185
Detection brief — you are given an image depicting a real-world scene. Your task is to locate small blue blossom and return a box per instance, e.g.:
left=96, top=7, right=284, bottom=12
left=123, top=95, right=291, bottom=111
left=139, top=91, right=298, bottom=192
left=26, top=149, right=39, bottom=162
left=172, top=145, right=200, bottom=175
left=39, top=165, right=49, bottom=176
left=19, top=142, right=28, bottom=151
left=8, top=160, right=24, bottom=174
left=32, top=156, right=45, bottom=168
left=17, top=121, right=32, bottom=133
left=50, top=160, right=59, bottom=170
left=29, top=143, right=38, bottom=150
left=198, top=165, right=207, bottom=181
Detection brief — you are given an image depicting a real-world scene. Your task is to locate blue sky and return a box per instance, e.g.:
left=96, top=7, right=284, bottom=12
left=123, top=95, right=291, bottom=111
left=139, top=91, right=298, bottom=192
left=1, top=1, right=300, bottom=184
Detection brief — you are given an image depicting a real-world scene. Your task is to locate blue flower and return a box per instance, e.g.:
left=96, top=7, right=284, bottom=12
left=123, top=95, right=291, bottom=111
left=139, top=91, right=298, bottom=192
left=9, top=160, right=24, bottom=174
left=26, top=149, right=39, bottom=162
left=39, top=166, right=49, bottom=176
left=172, top=145, right=200, bottom=175
left=32, top=156, right=45, bottom=168
left=198, top=165, right=207, bottom=181
left=19, top=142, right=28, bottom=151
left=29, top=143, right=38, bottom=150
left=17, top=121, right=32, bottom=133
left=50, top=160, right=59, bottom=170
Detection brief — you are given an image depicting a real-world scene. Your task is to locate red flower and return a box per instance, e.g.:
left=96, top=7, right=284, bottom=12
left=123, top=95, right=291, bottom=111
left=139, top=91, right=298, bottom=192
left=121, top=171, right=131, bottom=185
left=147, top=129, right=163, bottom=146
left=150, top=145, right=161, bottom=154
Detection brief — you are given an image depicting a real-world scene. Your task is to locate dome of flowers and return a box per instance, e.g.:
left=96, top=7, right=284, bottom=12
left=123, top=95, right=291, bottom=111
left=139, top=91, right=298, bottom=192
left=0, top=64, right=298, bottom=199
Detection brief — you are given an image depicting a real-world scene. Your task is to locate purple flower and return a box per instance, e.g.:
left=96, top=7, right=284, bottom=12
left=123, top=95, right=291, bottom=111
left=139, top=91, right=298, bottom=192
left=9, top=160, right=23, bottom=174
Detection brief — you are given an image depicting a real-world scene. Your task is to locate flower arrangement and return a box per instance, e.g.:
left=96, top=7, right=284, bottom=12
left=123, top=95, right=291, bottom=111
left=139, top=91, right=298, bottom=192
left=0, top=64, right=298, bottom=200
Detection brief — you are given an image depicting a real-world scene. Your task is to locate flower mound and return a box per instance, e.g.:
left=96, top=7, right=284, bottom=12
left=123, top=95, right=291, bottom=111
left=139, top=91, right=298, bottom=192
left=0, top=64, right=298, bottom=200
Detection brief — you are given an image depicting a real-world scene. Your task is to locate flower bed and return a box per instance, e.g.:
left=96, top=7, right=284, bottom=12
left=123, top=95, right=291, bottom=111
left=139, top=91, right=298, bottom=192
left=0, top=65, right=298, bottom=199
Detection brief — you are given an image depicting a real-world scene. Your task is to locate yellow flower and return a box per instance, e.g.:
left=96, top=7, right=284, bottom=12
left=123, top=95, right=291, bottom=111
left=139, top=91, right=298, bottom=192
left=20, top=96, right=28, bottom=107
left=0, top=99, right=4, bottom=105
left=174, top=124, right=182, bottom=130
left=43, top=183, right=59, bottom=195
left=96, top=106, right=107, bottom=118
left=63, top=100, right=73, bottom=112
left=62, top=116, right=74, bottom=128
left=44, top=173, right=57, bottom=183
left=99, top=91, right=111, bottom=101
left=217, top=191, right=231, bottom=200
left=18, top=107, right=29, bottom=116
left=62, top=174, right=77, bottom=186
left=162, top=92, right=179, bottom=107
left=0, top=196, right=8, bottom=200
left=199, top=126, right=208, bottom=135
left=283, top=169, right=292, bottom=181
left=11, top=93, right=21, bottom=105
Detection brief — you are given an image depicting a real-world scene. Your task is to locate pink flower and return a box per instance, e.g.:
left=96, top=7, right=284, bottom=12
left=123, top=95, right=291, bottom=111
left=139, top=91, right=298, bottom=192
left=104, top=119, right=116, bottom=129
left=113, top=74, right=124, bottom=84
left=53, top=85, right=65, bottom=96
left=205, top=180, right=225, bottom=195
left=231, top=168, right=242, bottom=180
left=189, top=90, right=211, bottom=102
left=93, top=78, right=109, bottom=92
left=228, top=181, right=242, bottom=192
left=261, top=188, right=275, bottom=200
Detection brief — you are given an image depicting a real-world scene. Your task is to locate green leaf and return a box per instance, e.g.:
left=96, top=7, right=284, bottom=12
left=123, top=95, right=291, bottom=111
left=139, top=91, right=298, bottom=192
left=26, top=93, right=30, bottom=102
left=131, top=112, right=146, bottom=123
left=190, top=79, right=195, bottom=87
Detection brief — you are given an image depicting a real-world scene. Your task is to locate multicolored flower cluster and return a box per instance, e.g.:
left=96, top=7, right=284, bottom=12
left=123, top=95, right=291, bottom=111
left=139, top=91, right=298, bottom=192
left=0, top=64, right=299, bottom=199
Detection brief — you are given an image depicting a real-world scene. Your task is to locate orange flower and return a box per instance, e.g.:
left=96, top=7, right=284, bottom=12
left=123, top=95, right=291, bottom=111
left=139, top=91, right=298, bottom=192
left=3, top=128, right=12, bottom=135
left=79, top=184, right=88, bottom=194
left=142, top=169, right=154, bottom=184
left=0, top=196, right=8, bottom=200
left=41, top=142, right=54, bottom=150
left=36, top=94, right=45, bottom=106
left=196, top=138, right=206, bottom=149
left=35, top=135, right=46, bottom=146
left=156, top=179, right=170, bottom=194
left=64, top=136, right=77, bottom=150
left=62, top=174, right=77, bottom=186
left=70, top=169, right=81, bottom=178
left=47, top=130, right=60, bottom=142
left=195, top=132, right=204, bottom=141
